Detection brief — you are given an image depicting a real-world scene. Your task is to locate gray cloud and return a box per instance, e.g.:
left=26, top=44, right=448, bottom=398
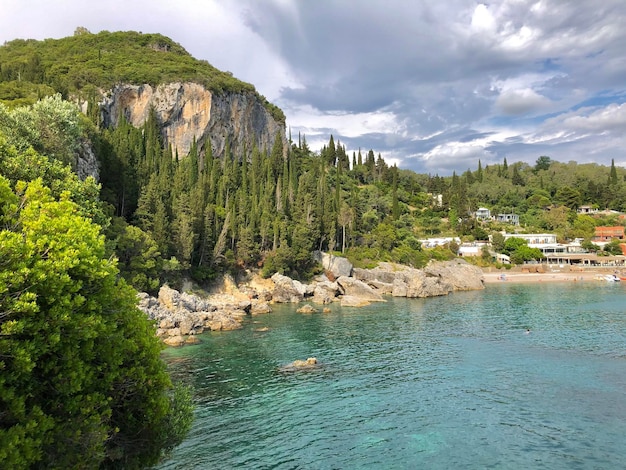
left=1, top=0, right=626, bottom=174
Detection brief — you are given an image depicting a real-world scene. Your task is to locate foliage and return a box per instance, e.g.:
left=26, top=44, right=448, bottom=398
left=0, top=30, right=285, bottom=123
left=0, top=177, right=191, bottom=468
left=603, top=239, right=624, bottom=255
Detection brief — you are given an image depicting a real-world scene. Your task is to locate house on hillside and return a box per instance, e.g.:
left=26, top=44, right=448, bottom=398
left=502, top=233, right=564, bottom=255
left=578, top=205, right=598, bottom=215
left=475, top=207, right=491, bottom=220
left=593, top=226, right=625, bottom=242
left=496, top=213, right=519, bottom=225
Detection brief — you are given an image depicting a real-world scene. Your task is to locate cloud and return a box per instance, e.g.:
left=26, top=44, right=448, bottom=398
left=495, top=88, right=552, bottom=115
left=1, top=0, right=626, bottom=174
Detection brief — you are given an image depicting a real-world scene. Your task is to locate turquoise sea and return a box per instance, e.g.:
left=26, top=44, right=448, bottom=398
left=158, top=282, right=626, bottom=469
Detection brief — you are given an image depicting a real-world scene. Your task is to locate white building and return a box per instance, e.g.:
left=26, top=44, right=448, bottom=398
left=475, top=207, right=491, bottom=220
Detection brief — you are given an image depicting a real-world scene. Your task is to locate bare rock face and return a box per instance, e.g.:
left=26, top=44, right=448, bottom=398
left=335, top=276, right=385, bottom=302
left=423, top=260, right=485, bottom=291
left=313, top=251, right=353, bottom=278
left=137, top=286, right=247, bottom=346
left=270, top=273, right=306, bottom=303
left=340, top=295, right=371, bottom=307
left=354, top=260, right=484, bottom=299
left=312, top=281, right=340, bottom=304
left=100, top=82, right=286, bottom=161
left=76, top=139, right=99, bottom=181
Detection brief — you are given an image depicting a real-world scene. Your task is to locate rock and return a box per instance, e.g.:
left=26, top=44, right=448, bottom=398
left=250, top=301, right=272, bottom=315
left=353, top=266, right=398, bottom=284
left=163, top=335, right=186, bottom=347
left=100, top=82, right=287, bottom=165
left=185, top=336, right=200, bottom=345
left=159, top=318, right=175, bottom=329
left=76, top=139, right=99, bottom=181
left=297, top=304, right=318, bottom=314
left=353, top=259, right=484, bottom=299
left=340, top=295, right=372, bottom=307
left=254, top=327, right=270, bottom=332
left=335, top=276, right=385, bottom=302
left=313, top=251, right=353, bottom=278
left=270, top=273, right=306, bottom=303
left=323, top=307, right=332, bottom=313
left=178, top=318, right=193, bottom=336
left=392, top=278, right=408, bottom=297
left=280, top=357, right=320, bottom=372
left=312, top=281, right=339, bottom=304
left=293, top=357, right=318, bottom=367
left=137, top=286, right=245, bottom=345
left=158, top=285, right=182, bottom=311
left=369, top=280, right=394, bottom=295
left=424, top=260, right=485, bottom=291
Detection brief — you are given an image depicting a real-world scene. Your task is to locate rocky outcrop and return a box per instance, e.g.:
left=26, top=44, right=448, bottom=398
left=138, top=260, right=485, bottom=346
left=313, top=251, right=353, bottom=278
left=352, top=260, right=484, bottom=298
left=423, top=260, right=485, bottom=291
left=270, top=273, right=308, bottom=303
left=335, top=276, right=385, bottom=302
left=100, top=82, right=286, bottom=161
left=76, top=139, right=99, bottom=181
left=138, top=285, right=254, bottom=346
left=312, top=281, right=340, bottom=304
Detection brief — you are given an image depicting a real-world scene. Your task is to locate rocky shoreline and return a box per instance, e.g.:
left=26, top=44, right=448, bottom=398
left=137, top=255, right=485, bottom=347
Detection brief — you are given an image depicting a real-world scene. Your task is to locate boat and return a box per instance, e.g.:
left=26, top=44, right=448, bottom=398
left=604, top=274, right=621, bottom=282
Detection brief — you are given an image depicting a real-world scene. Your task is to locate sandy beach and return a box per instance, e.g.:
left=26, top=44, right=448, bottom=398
left=482, top=269, right=620, bottom=284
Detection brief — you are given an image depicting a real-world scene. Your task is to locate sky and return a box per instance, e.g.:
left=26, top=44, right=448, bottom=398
left=2, top=0, right=626, bottom=175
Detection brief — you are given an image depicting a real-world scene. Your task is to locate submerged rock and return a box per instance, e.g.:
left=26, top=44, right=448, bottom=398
left=279, top=357, right=320, bottom=372
left=297, top=304, right=318, bottom=314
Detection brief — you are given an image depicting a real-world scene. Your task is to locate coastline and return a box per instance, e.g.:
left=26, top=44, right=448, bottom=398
left=482, top=270, right=619, bottom=284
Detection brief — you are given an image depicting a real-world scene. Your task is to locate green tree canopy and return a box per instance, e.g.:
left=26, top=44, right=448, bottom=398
left=0, top=177, right=191, bottom=468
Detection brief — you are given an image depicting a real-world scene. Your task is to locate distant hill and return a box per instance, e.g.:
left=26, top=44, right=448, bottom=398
left=0, top=28, right=284, bottom=123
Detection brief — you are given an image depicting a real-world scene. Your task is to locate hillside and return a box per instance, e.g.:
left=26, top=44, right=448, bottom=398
left=0, top=28, right=284, bottom=123
left=1, top=30, right=626, bottom=294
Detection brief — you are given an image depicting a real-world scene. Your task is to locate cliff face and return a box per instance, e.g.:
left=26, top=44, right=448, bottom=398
left=100, top=82, right=286, bottom=160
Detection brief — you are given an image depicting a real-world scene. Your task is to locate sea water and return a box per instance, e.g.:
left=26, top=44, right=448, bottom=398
left=158, top=282, right=626, bottom=469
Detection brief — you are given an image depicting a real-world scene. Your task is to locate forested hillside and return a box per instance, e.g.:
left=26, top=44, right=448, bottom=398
left=0, top=28, right=284, bottom=122
left=2, top=29, right=625, bottom=291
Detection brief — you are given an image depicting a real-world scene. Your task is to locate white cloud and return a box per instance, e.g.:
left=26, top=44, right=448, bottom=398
left=496, top=88, right=552, bottom=115
left=471, top=4, right=496, bottom=32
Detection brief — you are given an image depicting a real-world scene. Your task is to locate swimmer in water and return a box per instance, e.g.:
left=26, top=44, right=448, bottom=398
left=525, top=329, right=531, bottom=334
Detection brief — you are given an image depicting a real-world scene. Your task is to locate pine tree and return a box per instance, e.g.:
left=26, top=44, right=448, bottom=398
left=610, top=158, right=618, bottom=185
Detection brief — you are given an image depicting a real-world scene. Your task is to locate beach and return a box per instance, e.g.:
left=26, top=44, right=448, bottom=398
left=482, top=269, right=617, bottom=284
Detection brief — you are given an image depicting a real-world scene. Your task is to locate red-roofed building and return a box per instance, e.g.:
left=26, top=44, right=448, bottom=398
left=594, top=226, right=625, bottom=241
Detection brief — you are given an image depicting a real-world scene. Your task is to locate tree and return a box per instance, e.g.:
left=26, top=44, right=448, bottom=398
left=108, top=218, right=163, bottom=294
left=491, top=232, right=505, bottom=253
left=0, top=177, right=191, bottom=469
left=610, top=158, right=618, bottom=185
left=510, top=245, right=544, bottom=264
left=534, top=156, right=551, bottom=172
left=604, top=238, right=624, bottom=255
left=555, top=186, right=581, bottom=210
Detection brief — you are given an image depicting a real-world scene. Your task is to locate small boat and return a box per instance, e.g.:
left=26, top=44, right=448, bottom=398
left=604, top=274, right=621, bottom=282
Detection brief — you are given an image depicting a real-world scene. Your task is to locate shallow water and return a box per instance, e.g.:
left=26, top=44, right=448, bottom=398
left=158, top=282, right=626, bottom=469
